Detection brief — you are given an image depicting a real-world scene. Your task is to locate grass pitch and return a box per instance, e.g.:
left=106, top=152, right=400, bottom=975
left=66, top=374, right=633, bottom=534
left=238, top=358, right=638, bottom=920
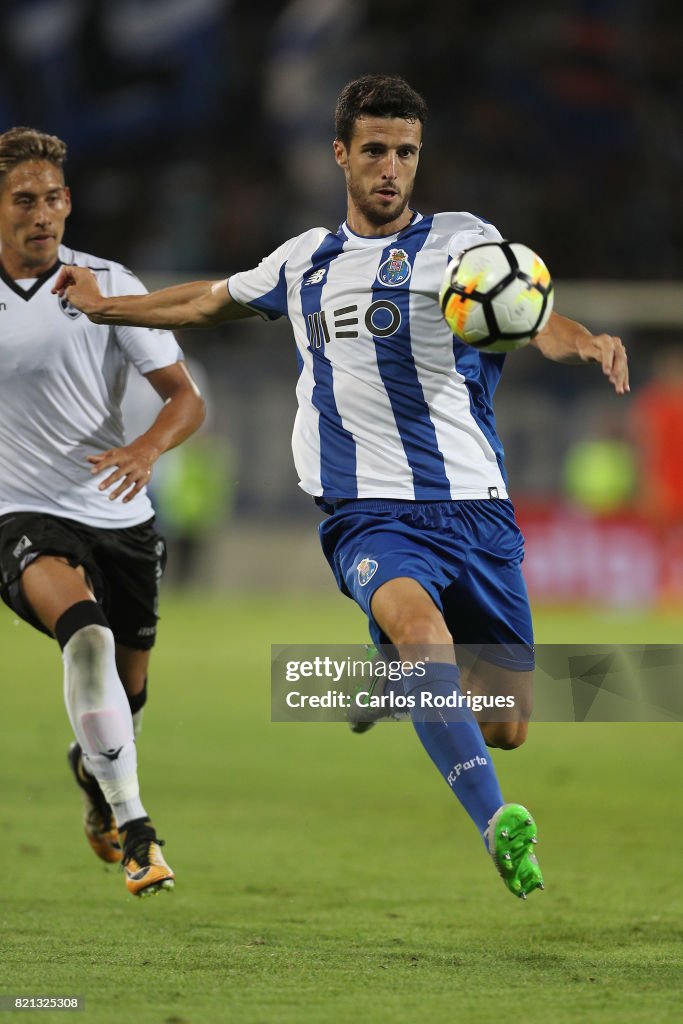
left=2, top=596, right=683, bottom=1024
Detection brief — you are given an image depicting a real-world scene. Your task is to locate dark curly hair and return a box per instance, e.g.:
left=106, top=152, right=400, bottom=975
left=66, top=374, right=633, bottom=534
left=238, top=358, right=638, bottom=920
left=334, top=74, right=427, bottom=147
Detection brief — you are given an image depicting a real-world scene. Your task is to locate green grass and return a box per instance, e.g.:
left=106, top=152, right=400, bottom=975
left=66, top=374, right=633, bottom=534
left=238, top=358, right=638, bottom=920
left=2, top=596, right=683, bottom=1024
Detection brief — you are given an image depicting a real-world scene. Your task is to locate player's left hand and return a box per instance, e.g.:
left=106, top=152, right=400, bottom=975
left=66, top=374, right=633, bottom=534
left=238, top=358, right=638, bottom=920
left=88, top=442, right=159, bottom=503
left=576, top=333, right=629, bottom=395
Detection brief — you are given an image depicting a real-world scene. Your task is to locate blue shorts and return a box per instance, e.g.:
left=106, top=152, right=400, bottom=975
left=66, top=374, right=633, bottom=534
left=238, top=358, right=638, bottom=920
left=319, top=498, right=534, bottom=671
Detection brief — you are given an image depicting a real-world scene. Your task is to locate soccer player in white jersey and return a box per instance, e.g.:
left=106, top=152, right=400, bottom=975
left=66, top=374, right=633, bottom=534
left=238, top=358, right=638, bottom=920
left=55, top=75, right=629, bottom=900
left=0, top=127, right=206, bottom=896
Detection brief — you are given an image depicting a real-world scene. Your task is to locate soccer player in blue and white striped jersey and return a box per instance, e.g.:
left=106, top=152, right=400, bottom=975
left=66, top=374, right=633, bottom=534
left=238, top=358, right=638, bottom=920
left=55, top=74, right=629, bottom=899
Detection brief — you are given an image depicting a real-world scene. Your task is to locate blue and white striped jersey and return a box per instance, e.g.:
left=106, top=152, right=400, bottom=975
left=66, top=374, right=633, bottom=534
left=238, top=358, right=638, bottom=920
left=228, top=211, right=509, bottom=502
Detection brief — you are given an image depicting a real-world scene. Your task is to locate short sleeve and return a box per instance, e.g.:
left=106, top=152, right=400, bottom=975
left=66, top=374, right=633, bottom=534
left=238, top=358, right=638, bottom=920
left=227, top=236, right=300, bottom=321
left=105, top=265, right=184, bottom=375
left=447, top=218, right=504, bottom=260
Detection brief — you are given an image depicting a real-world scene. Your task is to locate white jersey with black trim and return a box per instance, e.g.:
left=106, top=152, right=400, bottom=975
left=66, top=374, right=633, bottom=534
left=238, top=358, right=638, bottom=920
left=0, top=245, right=183, bottom=528
left=228, top=211, right=510, bottom=503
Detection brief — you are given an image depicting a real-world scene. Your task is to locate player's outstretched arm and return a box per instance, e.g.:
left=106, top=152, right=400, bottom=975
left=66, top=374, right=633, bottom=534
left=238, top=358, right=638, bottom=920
left=52, top=267, right=255, bottom=329
left=531, top=311, right=629, bottom=395
left=89, top=361, right=206, bottom=503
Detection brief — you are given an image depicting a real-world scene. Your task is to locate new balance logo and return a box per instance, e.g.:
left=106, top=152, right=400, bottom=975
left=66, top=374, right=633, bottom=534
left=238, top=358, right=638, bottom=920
left=12, top=535, right=32, bottom=559
left=304, top=267, right=327, bottom=286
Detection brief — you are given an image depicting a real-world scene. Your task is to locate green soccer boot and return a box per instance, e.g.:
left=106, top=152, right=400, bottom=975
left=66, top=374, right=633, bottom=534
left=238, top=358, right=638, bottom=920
left=347, top=645, right=407, bottom=733
left=485, top=803, right=544, bottom=899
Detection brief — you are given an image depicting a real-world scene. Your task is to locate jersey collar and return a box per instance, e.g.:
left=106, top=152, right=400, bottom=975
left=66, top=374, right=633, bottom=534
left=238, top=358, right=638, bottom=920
left=0, top=258, right=62, bottom=301
left=338, top=210, right=423, bottom=247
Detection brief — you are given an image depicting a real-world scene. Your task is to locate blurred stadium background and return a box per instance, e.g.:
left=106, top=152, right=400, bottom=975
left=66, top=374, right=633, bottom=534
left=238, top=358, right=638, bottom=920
left=3, top=6, right=683, bottom=1024
left=3, top=0, right=682, bottom=609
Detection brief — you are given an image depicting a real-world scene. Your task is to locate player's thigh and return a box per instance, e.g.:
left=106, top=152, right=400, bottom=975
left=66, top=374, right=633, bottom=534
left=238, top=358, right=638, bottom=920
left=20, top=557, right=95, bottom=635
left=0, top=512, right=101, bottom=637
left=318, top=504, right=458, bottom=654
left=370, top=576, right=453, bottom=656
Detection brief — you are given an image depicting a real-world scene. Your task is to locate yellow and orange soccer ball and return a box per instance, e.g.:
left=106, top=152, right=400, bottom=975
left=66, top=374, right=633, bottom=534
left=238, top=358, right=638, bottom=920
left=439, top=241, right=554, bottom=353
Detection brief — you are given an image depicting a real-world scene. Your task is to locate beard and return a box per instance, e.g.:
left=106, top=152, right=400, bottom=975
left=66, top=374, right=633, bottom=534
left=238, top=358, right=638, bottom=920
left=347, top=176, right=413, bottom=228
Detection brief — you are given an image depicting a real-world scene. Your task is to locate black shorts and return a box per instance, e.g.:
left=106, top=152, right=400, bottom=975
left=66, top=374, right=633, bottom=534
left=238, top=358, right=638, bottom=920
left=0, top=512, right=167, bottom=650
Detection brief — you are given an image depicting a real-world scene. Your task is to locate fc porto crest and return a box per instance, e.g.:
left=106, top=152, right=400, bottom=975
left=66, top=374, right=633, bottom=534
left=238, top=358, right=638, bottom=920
left=356, top=557, right=378, bottom=587
left=58, top=294, right=82, bottom=319
left=377, top=248, right=411, bottom=287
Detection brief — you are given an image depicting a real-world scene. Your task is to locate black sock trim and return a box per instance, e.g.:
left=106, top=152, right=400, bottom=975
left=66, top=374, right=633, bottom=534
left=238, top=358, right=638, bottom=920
left=54, top=600, right=109, bottom=651
left=128, top=677, right=148, bottom=715
left=120, top=816, right=151, bottom=834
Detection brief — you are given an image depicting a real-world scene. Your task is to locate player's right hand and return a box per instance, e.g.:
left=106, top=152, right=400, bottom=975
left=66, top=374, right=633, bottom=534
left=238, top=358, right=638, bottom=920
left=52, top=266, right=106, bottom=321
left=575, top=332, right=630, bottom=395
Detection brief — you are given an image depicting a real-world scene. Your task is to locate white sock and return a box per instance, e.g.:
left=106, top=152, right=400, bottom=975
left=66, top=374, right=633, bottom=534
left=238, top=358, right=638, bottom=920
left=63, top=624, right=147, bottom=827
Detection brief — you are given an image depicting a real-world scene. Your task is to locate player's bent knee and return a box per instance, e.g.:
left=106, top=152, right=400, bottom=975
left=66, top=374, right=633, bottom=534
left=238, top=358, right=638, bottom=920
left=55, top=600, right=109, bottom=650
left=390, top=614, right=452, bottom=650
left=55, top=601, right=114, bottom=697
left=481, top=720, right=528, bottom=750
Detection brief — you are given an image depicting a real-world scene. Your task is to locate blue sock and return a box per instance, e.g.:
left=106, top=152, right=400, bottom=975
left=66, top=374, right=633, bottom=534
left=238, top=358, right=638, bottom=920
left=404, top=662, right=504, bottom=838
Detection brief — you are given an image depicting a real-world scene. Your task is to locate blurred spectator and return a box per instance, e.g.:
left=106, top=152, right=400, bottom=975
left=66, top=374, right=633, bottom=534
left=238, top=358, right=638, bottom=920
left=631, top=348, right=683, bottom=532
left=153, top=437, right=235, bottom=587
left=3, top=0, right=228, bottom=155
left=563, top=416, right=636, bottom=516
left=265, top=0, right=362, bottom=235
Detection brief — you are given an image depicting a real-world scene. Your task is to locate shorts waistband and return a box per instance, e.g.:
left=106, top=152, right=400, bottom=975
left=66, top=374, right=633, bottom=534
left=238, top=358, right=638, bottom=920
left=324, top=493, right=508, bottom=515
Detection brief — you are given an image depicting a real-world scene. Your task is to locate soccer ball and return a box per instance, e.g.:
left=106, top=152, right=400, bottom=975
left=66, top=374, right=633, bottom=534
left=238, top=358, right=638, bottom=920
left=439, top=241, right=554, bottom=353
